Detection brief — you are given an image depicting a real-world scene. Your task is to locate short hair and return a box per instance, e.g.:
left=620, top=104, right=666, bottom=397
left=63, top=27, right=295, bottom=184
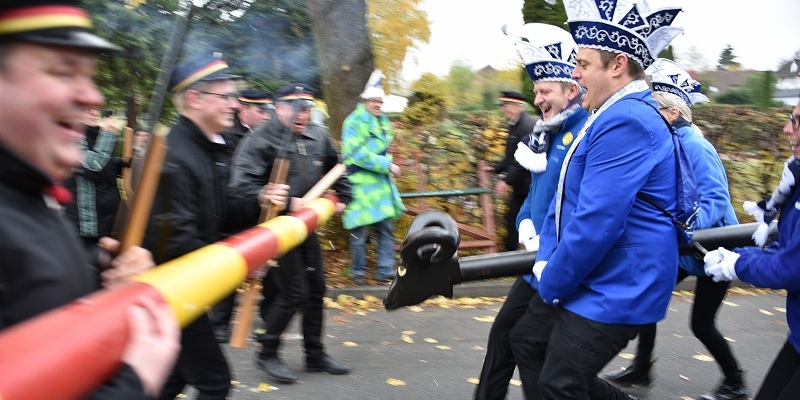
left=597, top=49, right=646, bottom=80
left=171, top=81, right=212, bottom=113
left=654, top=92, right=693, bottom=123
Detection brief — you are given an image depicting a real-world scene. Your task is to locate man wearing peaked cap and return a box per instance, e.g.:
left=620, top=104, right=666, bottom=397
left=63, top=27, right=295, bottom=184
left=141, top=52, right=285, bottom=400
left=514, top=1, right=686, bottom=398
left=484, top=90, right=533, bottom=253
left=210, top=86, right=274, bottom=344
left=219, top=87, right=273, bottom=154
left=0, top=0, right=180, bottom=398
left=229, top=83, right=351, bottom=384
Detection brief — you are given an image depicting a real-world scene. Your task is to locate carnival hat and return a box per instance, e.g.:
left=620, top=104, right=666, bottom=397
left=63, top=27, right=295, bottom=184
left=169, top=52, right=240, bottom=93
left=646, top=58, right=709, bottom=107
left=0, top=0, right=120, bottom=52
left=503, top=23, right=578, bottom=84
left=564, top=0, right=683, bottom=69
left=274, top=83, right=316, bottom=108
left=239, top=88, right=273, bottom=110
left=360, top=70, right=386, bottom=100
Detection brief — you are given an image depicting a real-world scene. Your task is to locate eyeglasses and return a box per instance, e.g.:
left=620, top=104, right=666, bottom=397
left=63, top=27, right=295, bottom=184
left=196, top=90, right=238, bottom=101
left=789, top=113, right=800, bottom=130
left=367, top=99, right=384, bottom=104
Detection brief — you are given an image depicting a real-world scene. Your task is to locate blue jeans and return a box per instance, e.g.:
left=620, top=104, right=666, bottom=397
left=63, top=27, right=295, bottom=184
left=349, top=218, right=396, bottom=279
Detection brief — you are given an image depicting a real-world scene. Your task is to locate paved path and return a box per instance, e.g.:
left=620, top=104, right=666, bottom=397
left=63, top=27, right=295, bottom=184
left=189, top=287, right=787, bottom=399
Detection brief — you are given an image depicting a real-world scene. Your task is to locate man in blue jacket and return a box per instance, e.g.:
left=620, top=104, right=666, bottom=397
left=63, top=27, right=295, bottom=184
left=475, top=23, right=589, bottom=400
left=508, top=2, right=685, bottom=398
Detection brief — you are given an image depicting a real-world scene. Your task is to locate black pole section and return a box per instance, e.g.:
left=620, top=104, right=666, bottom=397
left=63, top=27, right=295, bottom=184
left=457, top=250, right=537, bottom=283
left=143, top=4, right=192, bottom=131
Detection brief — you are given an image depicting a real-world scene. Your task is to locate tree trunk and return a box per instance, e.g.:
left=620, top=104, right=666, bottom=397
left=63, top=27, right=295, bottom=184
left=306, top=0, right=373, bottom=139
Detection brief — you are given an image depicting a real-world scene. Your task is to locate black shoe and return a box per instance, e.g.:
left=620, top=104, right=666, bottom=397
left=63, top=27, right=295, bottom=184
left=305, top=355, right=351, bottom=375
left=255, top=356, right=297, bottom=383
left=604, top=359, right=654, bottom=386
left=699, top=382, right=747, bottom=400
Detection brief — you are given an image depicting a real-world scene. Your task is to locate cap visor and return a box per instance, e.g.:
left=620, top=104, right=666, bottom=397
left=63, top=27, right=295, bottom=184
left=17, top=31, right=121, bottom=52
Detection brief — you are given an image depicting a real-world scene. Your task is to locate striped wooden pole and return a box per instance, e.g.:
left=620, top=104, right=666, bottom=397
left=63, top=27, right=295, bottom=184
left=0, top=195, right=337, bottom=400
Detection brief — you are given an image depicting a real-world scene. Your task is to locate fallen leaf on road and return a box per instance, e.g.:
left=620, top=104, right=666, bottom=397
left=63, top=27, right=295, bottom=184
left=439, top=304, right=451, bottom=309
left=231, top=380, right=240, bottom=386
left=458, top=297, right=480, bottom=305
left=424, top=338, right=439, bottom=343
left=722, top=300, right=739, bottom=307
left=436, top=345, right=451, bottom=350
left=724, top=337, right=736, bottom=343
left=618, top=352, right=635, bottom=360
left=510, top=379, right=522, bottom=386
left=402, top=335, right=414, bottom=344
left=408, top=306, right=424, bottom=313
left=693, top=354, right=715, bottom=362
left=355, top=310, right=367, bottom=316
left=402, top=330, right=417, bottom=335
left=679, top=375, right=690, bottom=381
left=760, top=309, right=775, bottom=316
left=363, top=294, right=382, bottom=303
left=472, top=346, right=485, bottom=351
left=341, top=341, right=358, bottom=347
left=387, top=378, right=407, bottom=386
left=467, top=378, right=480, bottom=385
left=473, top=315, right=496, bottom=323
left=258, top=383, right=273, bottom=392
left=774, top=307, right=786, bottom=313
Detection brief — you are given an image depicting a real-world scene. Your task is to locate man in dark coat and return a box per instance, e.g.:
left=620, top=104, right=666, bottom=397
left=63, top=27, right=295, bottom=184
left=221, top=88, right=273, bottom=153
left=484, top=91, right=534, bottom=252
left=143, top=52, right=287, bottom=400
left=0, top=0, right=180, bottom=398
left=230, top=83, right=351, bottom=384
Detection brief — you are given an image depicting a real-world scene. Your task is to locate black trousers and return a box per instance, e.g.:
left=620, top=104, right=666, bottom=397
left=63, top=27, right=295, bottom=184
left=209, top=268, right=279, bottom=332
left=632, top=269, right=740, bottom=379
left=503, top=195, right=526, bottom=252
left=157, top=314, right=231, bottom=400
left=755, top=340, right=800, bottom=400
left=258, top=234, right=327, bottom=362
left=475, top=276, right=535, bottom=400
left=510, top=297, right=639, bottom=400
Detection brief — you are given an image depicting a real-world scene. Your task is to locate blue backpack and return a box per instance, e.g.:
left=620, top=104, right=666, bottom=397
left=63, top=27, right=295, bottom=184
left=634, top=100, right=700, bottom=248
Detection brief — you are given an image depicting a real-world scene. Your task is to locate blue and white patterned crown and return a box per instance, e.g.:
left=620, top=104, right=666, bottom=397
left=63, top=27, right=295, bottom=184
left=564, top=0, right=684, bottom=69
left=503, top=23, right=578, bottom=84
left=646, top=58, right=709, bottom=107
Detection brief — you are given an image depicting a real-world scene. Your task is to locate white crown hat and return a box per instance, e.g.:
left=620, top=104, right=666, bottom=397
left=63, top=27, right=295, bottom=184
left=360, top=69, right=386, bottom=100
left=564, top=0, right=684, bottom=69
left=503, top=23, right=578, bottom=84
left=647, top=58, right=709, bottom=107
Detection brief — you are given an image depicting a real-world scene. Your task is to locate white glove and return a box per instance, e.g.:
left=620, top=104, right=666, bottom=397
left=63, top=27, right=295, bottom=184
left=518, top=219, right=536, bottom=245
left=743, top=201, right=769, bottom=247
left=532, top=260, right=547, bottom=281
left=703, top=247, right=740, bottom=282
left=514, top=142, right=547, bottom=173
left=523, top=235, right=540, bottom=252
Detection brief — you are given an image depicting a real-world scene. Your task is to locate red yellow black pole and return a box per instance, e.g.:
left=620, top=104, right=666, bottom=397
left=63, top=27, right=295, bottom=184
left=0, top=195, right=337, bottom=400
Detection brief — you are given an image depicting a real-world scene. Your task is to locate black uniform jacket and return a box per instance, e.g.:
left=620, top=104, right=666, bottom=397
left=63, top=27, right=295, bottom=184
left=144, top=116, right=249, bottom=263
left=493, top=111, right=534, bottom=196
left=0, top=144, right=144, bottom=398
left=229, top=118, right=351, bottom=227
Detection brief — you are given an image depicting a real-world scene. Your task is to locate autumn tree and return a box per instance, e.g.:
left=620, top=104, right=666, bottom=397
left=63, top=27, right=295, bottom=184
left=447, top=61, right=480, bottom=111
left=520, top=0, right=568, bottom=104
left=403, top=73, right=447, bottom=126
left=365, top=0, right=430, bottom=92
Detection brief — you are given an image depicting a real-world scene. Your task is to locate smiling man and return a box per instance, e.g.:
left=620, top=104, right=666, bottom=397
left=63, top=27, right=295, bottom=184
left=504, top=1, right=686, bottom=399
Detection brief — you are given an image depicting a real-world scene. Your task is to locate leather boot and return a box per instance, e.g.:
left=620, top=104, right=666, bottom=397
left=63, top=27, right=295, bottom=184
left=699, top=369, right=747, bottom=400
left=604, top=358, right=654, bottom=386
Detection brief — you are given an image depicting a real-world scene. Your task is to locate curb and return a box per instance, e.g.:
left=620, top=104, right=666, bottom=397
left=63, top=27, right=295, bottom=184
left=327, top=276, right=753, bottom=301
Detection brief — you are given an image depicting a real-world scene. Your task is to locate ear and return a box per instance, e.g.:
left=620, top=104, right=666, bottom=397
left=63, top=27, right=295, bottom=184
left=612, top=54, right=628, bottom=78
left=567, top=83, right=580, bottom=100
left=185, top=90, right=203, bottom=110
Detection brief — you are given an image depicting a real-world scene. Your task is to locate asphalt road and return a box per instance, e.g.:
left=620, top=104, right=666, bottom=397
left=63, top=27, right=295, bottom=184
left=184, top=287, right=788, bottom=400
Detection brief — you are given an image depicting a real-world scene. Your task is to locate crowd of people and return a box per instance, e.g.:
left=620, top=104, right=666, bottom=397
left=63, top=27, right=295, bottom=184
left=2, top=0, right=799, bottom=400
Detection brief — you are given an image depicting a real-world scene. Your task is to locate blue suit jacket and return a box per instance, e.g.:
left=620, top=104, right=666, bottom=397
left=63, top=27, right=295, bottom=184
left=535, top=90, right=679, bottom=325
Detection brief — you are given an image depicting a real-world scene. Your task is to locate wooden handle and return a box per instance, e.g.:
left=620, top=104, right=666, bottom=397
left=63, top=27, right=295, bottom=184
left=230, top=158, right=289, bottom=349
left=301, top=163, right=347, bottom=201
left=118, top=126, right=168, bottom=253
left=121, top=127, right=134, bottom=199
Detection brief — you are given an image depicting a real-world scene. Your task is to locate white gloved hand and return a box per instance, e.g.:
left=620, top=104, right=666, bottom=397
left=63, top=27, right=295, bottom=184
left=703, top=247, right=740, bottom=282
left=514, top=142, right=547, bottom=173
left=518, top=219, right=536, bottom=245
left=523, top=235, right=540, bottom=252
left=532, top=260, right=547, bottom=281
